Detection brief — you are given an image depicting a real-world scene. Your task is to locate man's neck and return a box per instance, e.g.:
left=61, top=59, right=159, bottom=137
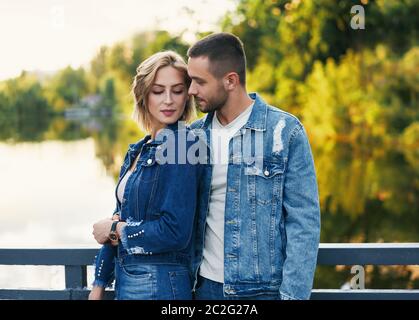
left=216, top=90, right=253, bottom=126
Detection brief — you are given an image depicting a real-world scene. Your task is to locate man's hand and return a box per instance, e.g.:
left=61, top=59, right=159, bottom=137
left=92, top=218, right=113, bottom=244
left=88, top=285, right=105, bottom=300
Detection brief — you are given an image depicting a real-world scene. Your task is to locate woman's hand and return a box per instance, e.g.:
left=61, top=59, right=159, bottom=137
left=92, top=214, right=122, bottom=245
left=92, top=218, right=113, bottom=244
left=88, top=285, right=105, bottom=300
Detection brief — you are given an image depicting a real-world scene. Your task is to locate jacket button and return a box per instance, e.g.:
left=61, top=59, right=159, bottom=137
left=264, top=170, right=270, bottom=176
left=147, top=159, right=152, bottom=164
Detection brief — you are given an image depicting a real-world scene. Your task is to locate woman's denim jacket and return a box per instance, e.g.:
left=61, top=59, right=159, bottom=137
left=190, top=93, right=321, bottom=300
left=93, top=122, right=205, bottom=288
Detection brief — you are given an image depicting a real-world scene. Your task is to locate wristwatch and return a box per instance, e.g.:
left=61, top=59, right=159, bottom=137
left=109, top=220, right=120, bottom=241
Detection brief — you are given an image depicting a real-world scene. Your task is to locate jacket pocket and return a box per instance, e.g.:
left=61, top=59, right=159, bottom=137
left=244, top=158, right=284, bottom=205
left=120, top=264, right=154, bottom=279
left=138, top=156, right=160, bottom=183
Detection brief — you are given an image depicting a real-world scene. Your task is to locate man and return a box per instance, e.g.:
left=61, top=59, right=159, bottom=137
left=187, top=32, right=321, bottom=300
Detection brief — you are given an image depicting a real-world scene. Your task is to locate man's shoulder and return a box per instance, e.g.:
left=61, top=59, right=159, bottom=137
left=265, top=105, right=304, bottom=134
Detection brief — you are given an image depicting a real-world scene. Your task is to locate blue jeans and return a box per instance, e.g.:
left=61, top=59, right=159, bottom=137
left=115, top=261, right=192, bottom=300
left=194, top=275, right=281, bottom=300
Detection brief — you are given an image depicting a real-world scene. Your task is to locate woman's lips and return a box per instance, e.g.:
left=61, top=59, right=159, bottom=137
left=161, top=110, right=176, bottom=117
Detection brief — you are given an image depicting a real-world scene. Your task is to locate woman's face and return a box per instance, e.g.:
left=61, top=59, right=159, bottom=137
left=147, top=65, right=188, bottom=132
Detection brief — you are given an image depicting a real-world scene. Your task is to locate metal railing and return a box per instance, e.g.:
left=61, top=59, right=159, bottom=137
left=1, top=243, right=419, bottom=300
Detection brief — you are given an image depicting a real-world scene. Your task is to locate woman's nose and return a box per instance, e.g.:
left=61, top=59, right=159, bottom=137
left=164, top=91, right=173, bottom=104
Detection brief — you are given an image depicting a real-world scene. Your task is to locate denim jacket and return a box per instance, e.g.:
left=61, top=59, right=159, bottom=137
left=93, top=122, right=205, bottom=288
left=190, top=93, right=321, bottom=300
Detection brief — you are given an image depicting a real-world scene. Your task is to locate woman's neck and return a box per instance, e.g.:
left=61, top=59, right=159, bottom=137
left=150, top=123, right=166, bottom=140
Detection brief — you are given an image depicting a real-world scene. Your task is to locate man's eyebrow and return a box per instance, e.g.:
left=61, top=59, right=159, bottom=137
left=190, top=76, right=205, bottom=82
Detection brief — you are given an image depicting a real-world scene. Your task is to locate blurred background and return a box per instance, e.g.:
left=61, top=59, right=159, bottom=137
left=0, top=0, right=418, bottom=291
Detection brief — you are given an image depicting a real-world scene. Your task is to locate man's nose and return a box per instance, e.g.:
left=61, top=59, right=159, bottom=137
left=188, top=83, right=197, bottom=96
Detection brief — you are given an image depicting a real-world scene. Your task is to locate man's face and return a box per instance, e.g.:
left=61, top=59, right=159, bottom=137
left=187, top=56, right=228, bottom=113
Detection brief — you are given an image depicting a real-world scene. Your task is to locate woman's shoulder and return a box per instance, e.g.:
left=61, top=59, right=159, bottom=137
left=127, top=135, right=150, bottom=152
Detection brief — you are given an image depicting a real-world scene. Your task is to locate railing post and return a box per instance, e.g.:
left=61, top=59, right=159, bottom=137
left=65, top=265, right=87, bottom=290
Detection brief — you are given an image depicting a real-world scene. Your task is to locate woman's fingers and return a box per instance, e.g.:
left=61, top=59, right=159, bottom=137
left=92, top=218, right=113, bottom=244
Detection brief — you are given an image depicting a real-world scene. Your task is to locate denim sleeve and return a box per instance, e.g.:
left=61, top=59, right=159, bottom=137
left=119, top=161, right=201, bottom=255
left=92, top=243, right=117, bottom=288
left=92, top=199, right=120, bottom=288
left=279, top=125, right=321, bottom=300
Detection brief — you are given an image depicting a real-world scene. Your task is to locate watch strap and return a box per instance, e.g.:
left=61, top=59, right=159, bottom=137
left=110, top=220, right=120, bottom=232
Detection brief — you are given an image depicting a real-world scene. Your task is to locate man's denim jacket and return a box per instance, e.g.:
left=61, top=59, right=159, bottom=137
left=190, top=93, right=321, bottom=300
left=92, top=122, right=204, bottom=288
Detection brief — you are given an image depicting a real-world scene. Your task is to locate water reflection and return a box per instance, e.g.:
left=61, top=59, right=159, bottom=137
left=312, top=140, right=419, bottom=289
left=0, top=116, right=143, bottom=289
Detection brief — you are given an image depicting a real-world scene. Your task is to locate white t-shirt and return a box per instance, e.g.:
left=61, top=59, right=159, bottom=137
left=199, top=102, right=254, bottom=283
left=117, top=170, right=132, bottom=203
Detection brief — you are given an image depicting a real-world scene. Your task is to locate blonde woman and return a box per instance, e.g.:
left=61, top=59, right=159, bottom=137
left=89, top=51, right=205, bottom=300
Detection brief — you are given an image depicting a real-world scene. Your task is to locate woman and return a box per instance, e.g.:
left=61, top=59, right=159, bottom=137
left=89, top=51, right=204, bottom=300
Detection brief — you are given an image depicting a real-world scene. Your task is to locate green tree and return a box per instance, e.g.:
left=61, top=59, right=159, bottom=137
left=47, top=66, right=89, bottom=111
left=222, top=0, right=419, bottom=116
left=100, top=77, right=118, bottom=112
left=0, top=72, right=52, bottom=141
left=90, top=46, right=109, bottom=92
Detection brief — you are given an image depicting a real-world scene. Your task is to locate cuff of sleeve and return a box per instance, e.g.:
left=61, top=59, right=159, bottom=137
left=92, top=279, right=112, bottom=289
left=119, top=224, right=128, bottom=249
left=279, top=291, right=298, bottom=300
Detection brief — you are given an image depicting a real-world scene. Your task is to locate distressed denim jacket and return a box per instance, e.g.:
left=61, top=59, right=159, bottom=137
left=93, top=122, right=205, bottom=288
left=190, top=93, right=321, bottom=300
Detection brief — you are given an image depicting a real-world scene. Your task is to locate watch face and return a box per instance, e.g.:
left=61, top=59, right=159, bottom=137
left=109, top=232, right=118, bottom=241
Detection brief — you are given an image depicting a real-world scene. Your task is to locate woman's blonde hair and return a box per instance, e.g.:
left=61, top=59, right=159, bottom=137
left=132, top=51, right=196, bottom=132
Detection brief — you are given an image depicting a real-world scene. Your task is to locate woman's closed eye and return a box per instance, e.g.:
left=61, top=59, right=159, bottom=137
left=152, top=90, right=184, bottom=95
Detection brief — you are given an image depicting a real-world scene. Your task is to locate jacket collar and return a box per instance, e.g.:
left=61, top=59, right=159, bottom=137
left=244, top=92, right=267, bottom=131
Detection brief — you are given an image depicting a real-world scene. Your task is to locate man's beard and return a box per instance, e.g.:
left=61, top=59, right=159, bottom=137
left=197, top=87, right=228, bottom=113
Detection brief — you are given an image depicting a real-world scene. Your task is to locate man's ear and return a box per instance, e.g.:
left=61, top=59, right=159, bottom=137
left=224, top=72, right=240, bottom=91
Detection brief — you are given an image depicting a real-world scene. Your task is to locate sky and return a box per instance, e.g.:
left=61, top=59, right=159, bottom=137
left=0, top=0, right=236, bottom=80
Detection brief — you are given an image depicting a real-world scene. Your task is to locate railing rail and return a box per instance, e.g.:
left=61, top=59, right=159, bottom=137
left=1, top=243, right=419, bottom=300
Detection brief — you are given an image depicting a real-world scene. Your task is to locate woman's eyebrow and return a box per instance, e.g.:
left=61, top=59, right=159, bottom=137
left=152, top=83, right=185, bottom=87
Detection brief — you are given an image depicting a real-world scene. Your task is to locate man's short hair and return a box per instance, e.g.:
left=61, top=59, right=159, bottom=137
left=187, top=32, right=247, bottom=86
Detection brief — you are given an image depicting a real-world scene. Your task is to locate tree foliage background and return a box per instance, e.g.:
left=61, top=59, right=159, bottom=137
left=1, top=0, right=418, bottom=289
